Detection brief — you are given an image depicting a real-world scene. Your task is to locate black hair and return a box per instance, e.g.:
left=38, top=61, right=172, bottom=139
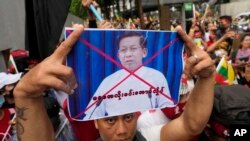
left=43, top=95, right=61, bottom=131
left=219, top=15, right=232, bottom=23
left=117, top=31, right=147, bottom=49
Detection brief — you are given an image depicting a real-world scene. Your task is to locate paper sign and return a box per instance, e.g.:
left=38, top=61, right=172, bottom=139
left=65, top=29, right=184, bottom=121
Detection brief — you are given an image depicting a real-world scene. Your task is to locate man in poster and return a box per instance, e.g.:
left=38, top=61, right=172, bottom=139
left=84, top=31, right=174, bottom=119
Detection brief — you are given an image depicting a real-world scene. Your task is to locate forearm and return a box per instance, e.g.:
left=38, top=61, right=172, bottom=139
left=14, top=92, right=55, bottom=141
left=182, top=73, right=215, bottom=135
left=206, top=36, right=226, bottom=53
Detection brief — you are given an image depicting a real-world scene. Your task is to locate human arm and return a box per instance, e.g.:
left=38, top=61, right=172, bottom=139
left=160, top=26, right=216, bottom=141
left=13, top=24, right=84, bottom=141
left=82, top=0, right=99, bottom=28
left=188, top=19, right=197, bottom=39
left=206, top=31, right=236, bottom=53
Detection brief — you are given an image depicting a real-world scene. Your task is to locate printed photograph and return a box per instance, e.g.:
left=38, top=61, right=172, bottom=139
left=65, top=28, right=184, bottom=121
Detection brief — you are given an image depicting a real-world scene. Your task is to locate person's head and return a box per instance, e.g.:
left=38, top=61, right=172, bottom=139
left=0, top=73, right=22, bottom=103
left=209, top=30, right=217, bottom=41
left=239, top=34, right=250, bottom=49
left=94, top=113, right=138, bottom=141
left=117, top=32, right=148, bottom=71
left=218, top=15, right=232, bottom=30
left=207, top=22, right=217, bottom=32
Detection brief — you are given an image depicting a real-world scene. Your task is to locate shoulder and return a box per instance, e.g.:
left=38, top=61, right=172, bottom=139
left=101, top=69, right=125, bottom=82
left=143, top=67, right=166, bottom=77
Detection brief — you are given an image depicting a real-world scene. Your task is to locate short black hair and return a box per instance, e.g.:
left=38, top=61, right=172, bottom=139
left=219, top=15, right=232, bottom=23
left=117, top=31, right=147, bottom=49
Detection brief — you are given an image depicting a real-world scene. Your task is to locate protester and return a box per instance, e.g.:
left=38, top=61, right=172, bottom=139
left=0, top=72, right=22, bottom=108
left=234, top=34, right=250, bottom=87
left=235, top=34, right=250, bottom=64
left=13, top=23, right=215, bottom=141
left=0, top=72, right=22, bottom=140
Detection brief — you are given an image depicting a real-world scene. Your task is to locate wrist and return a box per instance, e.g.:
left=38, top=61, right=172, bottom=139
left=198, top=70, right=216, bottom=80
left=13, top=82, right=43, bottom=100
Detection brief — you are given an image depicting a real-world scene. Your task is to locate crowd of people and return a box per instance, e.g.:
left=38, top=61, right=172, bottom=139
left=1, top=0, right=250, bottom=141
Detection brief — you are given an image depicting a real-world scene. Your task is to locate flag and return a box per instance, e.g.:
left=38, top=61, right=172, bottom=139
left=7, top=54, right=19, bottom=74
left=215, top=57, right=235, bottom=85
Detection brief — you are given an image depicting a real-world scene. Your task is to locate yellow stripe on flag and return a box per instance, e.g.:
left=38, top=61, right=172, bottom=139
left=227, top=61, right=235, bottom=85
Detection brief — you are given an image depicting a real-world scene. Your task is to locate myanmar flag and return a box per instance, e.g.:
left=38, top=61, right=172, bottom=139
left=215, top=57, right=235, bottom=85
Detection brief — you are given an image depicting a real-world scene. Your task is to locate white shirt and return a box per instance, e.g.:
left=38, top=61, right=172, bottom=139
left=137, top=109, right=170, bottom=141
left=84, top=66, right=174, bottom=120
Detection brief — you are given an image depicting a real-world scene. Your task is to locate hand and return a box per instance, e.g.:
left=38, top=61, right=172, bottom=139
left=224, top=31, right=236, bottom=39
left=98, top=20, right=113, bottom=29
left=14, top=24, right=84, bottom=98
left=175, top=26, right=215, bottom=79
left=82, top=0, right=98, bottom=7
left=82, top=0, right=99, bottom=21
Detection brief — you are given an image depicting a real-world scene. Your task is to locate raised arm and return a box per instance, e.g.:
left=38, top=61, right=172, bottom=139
left=13, top=25, right=84, bottom=141
left=161, top=26, right=216, bottom=141
left=206, top=31, right=236, bottom=53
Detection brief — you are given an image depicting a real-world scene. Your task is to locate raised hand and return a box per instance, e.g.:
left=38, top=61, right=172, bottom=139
left=175, top=26, right=215, bottom=79
left=14, top=24, right=84, bottom=99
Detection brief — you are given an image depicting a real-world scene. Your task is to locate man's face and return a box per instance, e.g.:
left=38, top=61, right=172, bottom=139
left=219, top=19, right=230, bottom=29
left=94, top=113, right=137, bottom=141
left=118, top=36, right=147, bottom=71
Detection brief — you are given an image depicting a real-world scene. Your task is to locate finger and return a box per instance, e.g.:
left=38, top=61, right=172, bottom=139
left=175, top=26, right=197, bottom=52
left=52, top=24, right=84, bottom=61
left=190, top=58, right=214, bottom=76
left=183, top=55, right=200, bottom=78
left=48, top=65, right=76, bottom=88
left=45, top=76, right=74, bottom=94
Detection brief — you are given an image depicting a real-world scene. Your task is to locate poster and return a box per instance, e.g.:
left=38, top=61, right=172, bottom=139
left=65, top=28, right=184, bottom=121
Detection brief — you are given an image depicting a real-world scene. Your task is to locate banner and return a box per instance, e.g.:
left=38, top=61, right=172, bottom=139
left=65, top=29, right=184, bottom=121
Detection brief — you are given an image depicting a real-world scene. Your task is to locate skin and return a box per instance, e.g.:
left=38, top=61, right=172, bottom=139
left=206, top=31, right=236, bottom=53
left=1, top=84, right=15, bottom=96
left=241, top=36, right=250, bottom=49
left=13, top=24, right=215, bottom=141
left=235, top=35, right=250, bottom=66
left=13, top=24, right=84, bottom=141
left=118, top=36, right=147, bottom=71
left=218, top=18, right=231, bottom=29
left=94, top=113, right=137, bottom=141
left=93, top=35, right=148, bottom=141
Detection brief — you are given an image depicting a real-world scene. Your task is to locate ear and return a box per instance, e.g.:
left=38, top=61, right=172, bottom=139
left=143, top=48, right=148, bottom=58
left=94, top=120, right=99, bottom=129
